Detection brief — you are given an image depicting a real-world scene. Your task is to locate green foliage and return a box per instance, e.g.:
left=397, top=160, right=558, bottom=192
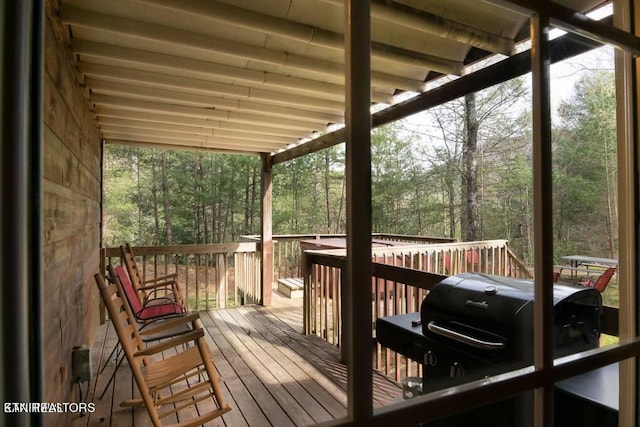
left=103, top=147, right=260, bottom=245
left=553, top=70, right=617, bottom=259
left=371, top=124, right=424, bottom=234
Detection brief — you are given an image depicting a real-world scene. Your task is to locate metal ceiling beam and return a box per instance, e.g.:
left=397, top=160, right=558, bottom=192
left=100, top=124, right=294, bottom=145
left=319, top=0, right=515, bottom=55
left=87, top=79, right=343, bottom=123
left=72, top=40, right=395, bottom=104
left=102, top=132, right=285, bottom=151
left=138, top=0, right=464, bottom=74
left=105, top=139, right=260, bottom=156
left=94, top=108, right=313, bottom=139
left=72, top=40, right=342, bottom=100
left=62, top=5, right=426, bottom=92
left=272, top=29, right=602, bottom=165
left=91, top=95, right=328, bottom=131
left=80, top=63, right=344, bottom=114
left=99, top=117, right=217, bottom=136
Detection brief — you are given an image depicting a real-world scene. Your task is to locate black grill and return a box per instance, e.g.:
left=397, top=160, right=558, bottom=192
left=377, top=273, right=602, bottom=394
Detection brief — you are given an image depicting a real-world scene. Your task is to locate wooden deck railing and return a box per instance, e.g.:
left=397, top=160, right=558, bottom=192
left=301, top=240, right=535, bottom=381
left=102, top=243, right=261, bottom=311
left=102, top=234, right=456, bottom=313
left=239, top=233, right=456, bottom=281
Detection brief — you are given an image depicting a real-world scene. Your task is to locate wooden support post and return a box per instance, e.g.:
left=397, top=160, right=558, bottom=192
left=302, top=250, right=312, bottom=334
left=344, top=0, right=373, bottom=423
left=260, top=152, right=273, bottom=307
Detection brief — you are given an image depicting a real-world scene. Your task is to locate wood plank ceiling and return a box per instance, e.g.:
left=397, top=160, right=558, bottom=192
left=59, top=0, right=607, bottom=157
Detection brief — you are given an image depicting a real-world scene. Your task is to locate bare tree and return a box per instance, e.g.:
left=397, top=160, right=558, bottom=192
left=462, top=92, right=480, bottom=241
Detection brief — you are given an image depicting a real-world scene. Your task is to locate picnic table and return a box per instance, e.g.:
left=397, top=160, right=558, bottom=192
left=556, top=255, right=618, bottom=279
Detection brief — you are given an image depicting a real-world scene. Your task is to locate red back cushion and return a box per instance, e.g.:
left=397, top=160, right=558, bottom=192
left=114, top=265, right=143, bottom=313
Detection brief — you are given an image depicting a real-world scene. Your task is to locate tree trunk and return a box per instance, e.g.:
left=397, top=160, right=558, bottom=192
left=336, top=174, right=345, bottom=234
left=603, top=136, right=616, bottom=258
left=211, top=158, right=218, bottom=243
left=135, top=153, right=143, bottom=242
left=161, top=152, right=173, bottom=245
left=151, top=153, right=160, bottom=244
left=244, top=165, right=251, bottom=233
left=463, top=92, right=480, bottom=241
left=445, top=174, right=456, bottom=239
left=324, top=150, right=332, bottom=233
left=250, top=165, right=257, bottom=232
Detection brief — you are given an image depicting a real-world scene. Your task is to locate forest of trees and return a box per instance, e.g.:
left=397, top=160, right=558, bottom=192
left=103, top=67, right=617, bottom=265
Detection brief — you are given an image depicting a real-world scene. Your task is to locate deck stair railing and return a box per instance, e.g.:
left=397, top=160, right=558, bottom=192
left=301, top=239, right=533, bottom=381
left=102, top=243, right=261, bottom=312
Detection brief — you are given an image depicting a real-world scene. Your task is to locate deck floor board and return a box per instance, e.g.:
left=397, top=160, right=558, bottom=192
left=75, top=290, right=401, bottom=426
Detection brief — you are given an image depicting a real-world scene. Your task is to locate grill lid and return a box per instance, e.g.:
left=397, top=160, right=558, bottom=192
left=421, top=273, right=602, bottom=349
left=422, top=273, right=534, bottom=329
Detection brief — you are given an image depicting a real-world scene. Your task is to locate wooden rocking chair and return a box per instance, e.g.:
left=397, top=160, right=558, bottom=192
left=94, top=272, right=231, bottom=426
left=110, top=264, right=186, bottom=322
left=98, top=264, right=191, bottom=396
left=121, top=243, right=185, bottom=307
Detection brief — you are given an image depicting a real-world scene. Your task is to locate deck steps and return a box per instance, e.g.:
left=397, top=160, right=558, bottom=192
left=277, top=277, right=304, bottom=298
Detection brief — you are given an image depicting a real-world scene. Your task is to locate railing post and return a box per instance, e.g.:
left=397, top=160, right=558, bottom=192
left=216, top=253, right=226, bottom=308
left=99, top=247, right=106, bottom=323
left=340, top=266, right=348, bottom=364
left=302, top=250, right=312, bottom=334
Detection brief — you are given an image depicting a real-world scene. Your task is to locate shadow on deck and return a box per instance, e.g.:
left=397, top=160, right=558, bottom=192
left=72, top=291, right=401, bottom=426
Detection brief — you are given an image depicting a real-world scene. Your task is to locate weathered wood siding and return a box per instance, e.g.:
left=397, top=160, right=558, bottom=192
left=43, top=1, right=102, bottom=425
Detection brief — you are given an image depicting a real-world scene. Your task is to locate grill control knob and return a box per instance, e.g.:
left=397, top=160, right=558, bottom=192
left=425, top=351, right=438, bottom=366
left=450, top=362, right=465, bottom=379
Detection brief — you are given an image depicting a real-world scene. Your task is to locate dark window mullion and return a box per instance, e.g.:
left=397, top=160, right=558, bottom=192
left=530, top=12, right=555, bottom=427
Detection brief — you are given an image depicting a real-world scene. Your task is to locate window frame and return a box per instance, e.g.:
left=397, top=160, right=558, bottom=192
left=337, top=1, right=640, bottom=426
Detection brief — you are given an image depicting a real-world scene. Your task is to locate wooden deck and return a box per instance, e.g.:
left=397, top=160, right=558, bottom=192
left=71, top=291, right=401, bottom=426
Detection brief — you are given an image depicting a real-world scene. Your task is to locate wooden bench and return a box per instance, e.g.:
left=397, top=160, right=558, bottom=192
left=277, top=277, right=304, bottom=298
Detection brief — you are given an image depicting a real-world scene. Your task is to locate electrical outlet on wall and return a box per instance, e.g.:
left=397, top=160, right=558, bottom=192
left=72, top=346, right=92, bottom=383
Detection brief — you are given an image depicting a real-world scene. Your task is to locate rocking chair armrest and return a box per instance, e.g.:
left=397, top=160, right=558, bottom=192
left=142, top=292, right=175, bottom=305
left=142, top=273, right=178, bottom=284
left=140, top=313, right=200, bottom=336
left=138, top=280, right=178, bottom=292
left=134, top=328, right=205, bottom=356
